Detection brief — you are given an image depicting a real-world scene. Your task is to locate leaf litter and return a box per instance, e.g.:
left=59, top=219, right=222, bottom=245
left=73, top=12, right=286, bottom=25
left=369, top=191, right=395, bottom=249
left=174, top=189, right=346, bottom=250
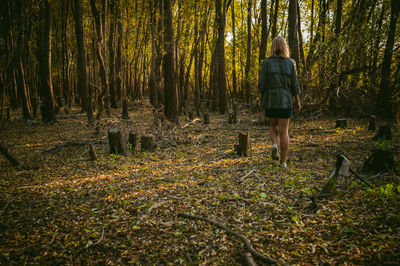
left=0, top=102, right=399, bottom=264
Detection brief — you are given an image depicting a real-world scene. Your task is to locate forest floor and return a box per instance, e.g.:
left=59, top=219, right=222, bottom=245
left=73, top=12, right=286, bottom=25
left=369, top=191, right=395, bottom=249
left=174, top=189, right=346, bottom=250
left=1, top=101, right=400, bottom=265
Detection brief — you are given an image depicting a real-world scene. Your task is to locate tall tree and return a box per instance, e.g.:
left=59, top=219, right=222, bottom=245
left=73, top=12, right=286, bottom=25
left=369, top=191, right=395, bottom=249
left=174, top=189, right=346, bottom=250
left=37, top=0, right=56, bottom=123
left=72, top=0, right=93, bottom=122
left=244, top=0, right=252, bottom=104
left=90, top=0, right=109, bottom=120
left=377, top=0, right=400, bottom=119
left=231, top=0, right=237, bottom=97
left=288, top=0, right=299, bottom=66
left=259, top=0, right=268, bottom=64
left=271, top=0, right=279, bottom=39
left=214, top=0, right=232, bottom=114
left=162, top=0, right=179, bottom=124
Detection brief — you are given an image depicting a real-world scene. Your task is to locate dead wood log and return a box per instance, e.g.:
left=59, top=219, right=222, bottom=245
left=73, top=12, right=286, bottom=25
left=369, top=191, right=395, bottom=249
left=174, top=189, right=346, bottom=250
left=108, top=128, right=126, bottom=155
left=335, top=119, right=347, bottom=128
left=128, top=131, right=139, bottom=152
left=141, top=135, right=157, bottom=152
left=89, top=144, right=97, bottom=160
left=178, top=212, right=286, bottom=265
left=203, top=113, right=210, bottom=124
left=363, top=149, right=397, bottom=174
left=0, top=142, right=20, bottom=166
left=368, top=115, right=376, bottom=131
left=372, top=125, right=392, bottom=141
left=235, top=132, right=250, bottom=157
left=43, top=139, right=106, bottom=153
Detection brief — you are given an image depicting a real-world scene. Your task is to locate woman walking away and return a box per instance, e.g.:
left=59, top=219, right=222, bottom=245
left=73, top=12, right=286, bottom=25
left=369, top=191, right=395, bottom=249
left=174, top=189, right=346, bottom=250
left=257, top=36, right=301, bottom=168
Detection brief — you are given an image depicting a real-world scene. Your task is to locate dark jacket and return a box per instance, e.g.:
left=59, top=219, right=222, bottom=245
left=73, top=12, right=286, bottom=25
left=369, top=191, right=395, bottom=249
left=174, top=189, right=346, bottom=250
left=257, top=57, right=300, bottom=110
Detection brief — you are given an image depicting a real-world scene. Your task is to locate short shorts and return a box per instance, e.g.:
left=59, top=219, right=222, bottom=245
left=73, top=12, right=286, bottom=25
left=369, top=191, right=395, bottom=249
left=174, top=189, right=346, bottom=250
left=265, top=108, right=292, bottom=119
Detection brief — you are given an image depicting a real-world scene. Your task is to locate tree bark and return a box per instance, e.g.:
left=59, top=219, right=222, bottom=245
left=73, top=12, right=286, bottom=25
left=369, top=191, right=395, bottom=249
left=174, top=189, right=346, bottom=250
left=259, top=0, right=268, bottom=64
left=288, top=0, right=299, bottom=67
left=162, top=0, right=179, bottom=124
left=37, top=0, right=56, bottom=123
left=377, top=0, right=399, bottom=119
left=72, top=0, right=93, bottom=122
left=231, top=0, right=237, bottom=97
left=271, top=0, right=279, bottom=39
left=244, top=0, right=252, bottom=104
left=215, top=0, right=228, bottom=114
left=90, top=0, right=109, bottom=120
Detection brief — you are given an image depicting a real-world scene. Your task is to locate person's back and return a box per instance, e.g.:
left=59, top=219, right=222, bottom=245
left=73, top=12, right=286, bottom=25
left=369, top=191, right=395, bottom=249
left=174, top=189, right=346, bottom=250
left=257, top=36, right=301, bottom=168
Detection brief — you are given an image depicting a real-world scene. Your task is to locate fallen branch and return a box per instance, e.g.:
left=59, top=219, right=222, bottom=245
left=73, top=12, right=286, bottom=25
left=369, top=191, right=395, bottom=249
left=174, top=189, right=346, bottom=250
left=349, top=168, right=373, bottom=189
left=0, top=142, right=20, bottom=166
left=43, top=139, right=107, bottom=154
left=178, top=212, right=286, bottom=265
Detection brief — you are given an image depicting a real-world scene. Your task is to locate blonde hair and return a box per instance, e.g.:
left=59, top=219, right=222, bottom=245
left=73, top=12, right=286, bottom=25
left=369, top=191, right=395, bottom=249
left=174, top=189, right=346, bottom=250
left=270, top=36, right=290, bottom=58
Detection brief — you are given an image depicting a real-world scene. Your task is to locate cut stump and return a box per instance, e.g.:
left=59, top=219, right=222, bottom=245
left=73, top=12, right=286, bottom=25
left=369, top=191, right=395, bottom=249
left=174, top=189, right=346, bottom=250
left=89, top=144, right=97, bottom=160
left=368, top=115, right=376, bottom=131
left=122, top=98, right=129, bottom=119
left=128, top=131, right=139, bottom=152
left=108, top=128, right=126, bottom=155
left=188, top=112, right=194, bottom=120
left=335, top=119, right=347, bottom=128
left=363, top=149, right=397, bottom=174
left=236, top=132, right=250, bottom=157
left=141, top=135, right=157, bottom=152
left=203, top=113, right=210, bottom=124
left=372, top=125, right=392, bottom=141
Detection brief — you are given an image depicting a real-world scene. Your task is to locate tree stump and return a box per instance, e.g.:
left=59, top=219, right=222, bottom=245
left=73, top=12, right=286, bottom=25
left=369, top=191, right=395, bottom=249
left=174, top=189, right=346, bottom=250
left=363, top=149, right=397, bottom=174
left=188, top=111, right=194, bottom=120
left=89, top=144, right=97, bottom=160
left=335, top=119, right=347, bottom=128
left=108, top=128, right=125, bottom=155
left=141, top=135, right=157, bottom=152
left=372, top=125, right=392, bottom=141
left=203, top=113, right=210, bottom=124
left=233, top=102, right=238, bottom=124
left=236, top=132, right=250, bottom=157
left=228, top=114, right=234, bottom=124
left=368, top=115, right=376, bottom=131
left=128, top=131, right=139, bottom=152
left=7, top=107, right=11, bottom=120
left=122, top=98, right=129, bottom=119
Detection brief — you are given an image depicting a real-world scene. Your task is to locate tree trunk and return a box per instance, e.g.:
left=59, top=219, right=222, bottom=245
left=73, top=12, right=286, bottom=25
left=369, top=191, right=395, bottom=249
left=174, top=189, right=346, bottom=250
left=108, top=0, right=117, bottom=109
left=90, top=0, right=109, bottom=120
left=38, top=0, right=56, bottom=123
left=72, top=0, right=93, bottom=123
left=194, top=0, right=200, bottom=115
left=376, top=0, right=399, bottom=120
left=215, top=0, right=228, bottom=114
left=162, top=0, right=179, bottom=124
left=259, top=0, right=268, bottom=64
left=244, top=0, right=252, bottom=104
left=231, top=0, right=237, bottom=97
left=288, top=0, right=299, bottom=67
left=271, top=0, right=279, bottom=39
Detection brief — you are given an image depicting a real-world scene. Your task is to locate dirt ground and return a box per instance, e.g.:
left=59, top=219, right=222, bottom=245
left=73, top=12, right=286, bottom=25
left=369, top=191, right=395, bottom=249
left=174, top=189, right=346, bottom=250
left=1, top=102, right=399, bottom=265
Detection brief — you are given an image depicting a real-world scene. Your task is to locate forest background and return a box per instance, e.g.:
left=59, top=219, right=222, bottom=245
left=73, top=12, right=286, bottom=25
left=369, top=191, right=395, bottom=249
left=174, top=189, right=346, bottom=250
left=0, top=0, right=399, bottom=123
left=0, top=0, right=400, bottom=265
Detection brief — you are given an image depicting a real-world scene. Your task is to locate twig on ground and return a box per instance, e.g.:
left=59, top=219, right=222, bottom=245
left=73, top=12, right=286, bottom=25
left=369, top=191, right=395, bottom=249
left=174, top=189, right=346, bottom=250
left=178, top=212, right=287, bottom=265
left=349, top=168, right=373, bottom=189
left=240, top=169, right=256, bottom=181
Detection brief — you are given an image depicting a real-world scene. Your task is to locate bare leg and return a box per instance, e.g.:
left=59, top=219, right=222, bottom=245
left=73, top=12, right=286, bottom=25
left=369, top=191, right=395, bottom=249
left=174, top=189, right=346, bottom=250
left=269, top=118, right=278, bottom=145
left=278, top=118, right=290, bottom=163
